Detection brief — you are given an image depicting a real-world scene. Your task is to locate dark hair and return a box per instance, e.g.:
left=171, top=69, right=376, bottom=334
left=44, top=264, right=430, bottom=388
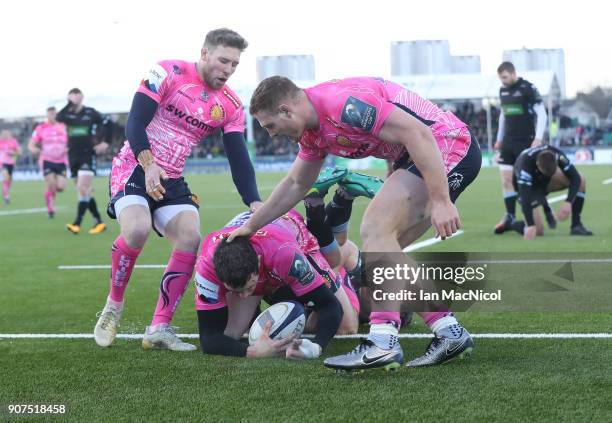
left=204, top=28, right=248, bottom=51
left=46, top=106, right=56, bottom=111
left=212, top=237, right=258, bottom=289
left=536, top=150, right=557, bottom=177
left=497, top=61, right=516, bottom=74
left=68, top=88, right=82, bottom=94
left=250, top=76, right=301, bottom=115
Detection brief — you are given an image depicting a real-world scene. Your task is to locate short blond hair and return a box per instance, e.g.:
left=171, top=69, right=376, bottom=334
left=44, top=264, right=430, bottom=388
left=250, top=76, right=301, bottom=115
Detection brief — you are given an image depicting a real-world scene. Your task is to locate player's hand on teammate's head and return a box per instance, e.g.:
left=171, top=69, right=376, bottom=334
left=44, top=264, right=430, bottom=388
left=431, top=200, right=461, bottom=240
left=523, top=225, right=537, bottom=240
left=226, top=225, right=254, bottom=243
left=531, top=139, right=543, bottom=148
left=557, top=201, right=571, bottom=221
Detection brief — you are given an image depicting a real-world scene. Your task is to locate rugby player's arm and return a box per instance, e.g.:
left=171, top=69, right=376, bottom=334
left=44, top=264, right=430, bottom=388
left=297, top=284, right=343, bottom=350
left=517, top=181, right=536, bottom=226
left=495, top=113, right=505, bottom=149
left=197, top=307, right=249, bottom=357
left=241, top=157, right=324, bottom=234
left=377, top=108, right=460, bottom=237
left=125, top=92, right=158, bottom=159
left=222, top=131, right=261, bottom=207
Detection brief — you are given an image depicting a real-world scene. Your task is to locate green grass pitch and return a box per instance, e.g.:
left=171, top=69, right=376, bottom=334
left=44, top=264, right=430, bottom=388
left=1, top=165, right=611, bottom=422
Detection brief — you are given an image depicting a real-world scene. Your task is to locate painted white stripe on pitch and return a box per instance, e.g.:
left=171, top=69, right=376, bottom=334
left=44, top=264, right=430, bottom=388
left=547, top=194, right=566, bottom=204
left=403, top=230, right=464, bottom=252
left=2, top=333, right=610, bottom=340
left=58, top=264, right=165, bottom=270
left=603, top=177, right=612, bottom=185
left=0, top=206, right=65, bottom=216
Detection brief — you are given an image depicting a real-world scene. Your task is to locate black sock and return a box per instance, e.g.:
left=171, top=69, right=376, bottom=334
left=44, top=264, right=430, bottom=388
left=504, top=193, right=517, bottom=218
left=89, top=197, right=102, bottom=224
left=571, top=193, right=585, bottom=227
left=74, top=201, right=89, bottom=226
left=325, top=190, right=354, bottom=229
left=305, top=203, right=335, bottom=249
left=542, top=200, right=553, bottom=217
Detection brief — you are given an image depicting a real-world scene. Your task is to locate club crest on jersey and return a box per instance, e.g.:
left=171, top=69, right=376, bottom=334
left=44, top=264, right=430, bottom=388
left=210, top=104, right=225, bottom=121
left=200, top=90, right=209, bottom=102
left=172, top=65, right=182, bottom=75
left=341, top=96, right=376, bottom=132
left=448, top=172, right=464, bottom=191
left=288, top=253, right=315, bottom=285
left=336, top=136, right=352, bottom=147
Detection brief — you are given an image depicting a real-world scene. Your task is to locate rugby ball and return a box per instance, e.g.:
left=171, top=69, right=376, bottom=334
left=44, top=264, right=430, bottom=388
left=248, top=301, right=306, bottom=345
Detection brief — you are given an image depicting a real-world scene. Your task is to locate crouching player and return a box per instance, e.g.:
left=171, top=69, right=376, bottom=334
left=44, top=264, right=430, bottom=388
left=512, top=145, right=593, bottom=240
left=196, top=209, right=355, bottom=358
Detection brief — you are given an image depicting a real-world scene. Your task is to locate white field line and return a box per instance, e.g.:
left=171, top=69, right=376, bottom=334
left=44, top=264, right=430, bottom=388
left=1, top=333, right=611, bottom=340
left=404, top=193, right=568, bottom=253
left=58, top=265, right=165, bottom=270
left=0, top=206, right=65, bottom=216
left=403, top=230, right=464, bottom=252
left=602, top=177, right=612, bottom=185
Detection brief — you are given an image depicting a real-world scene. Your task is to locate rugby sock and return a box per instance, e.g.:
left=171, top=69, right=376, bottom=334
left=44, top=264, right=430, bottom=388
left=368, top=314, right=400, bottom=350
left=109, top=236, right=142, bottom=303
left=542, top=200, right=552, bottom=216
left=151, top=249, right=196, bottom=327
left=304, top=202, right=335, bottom=250
left=88, top=197, right=103, bottom=224
left=571, top=192, right=586, bottom=227
left=44, top=191, right=54, bottom=213
left=503, top=191, right=517, bottom=219
left=74, top=200, right=89, bottom=226
left=325, top=188, right=354, bottom=233
left=420, top=311, right=458, bottom=333
left=2, top=180, right=9, bottom=198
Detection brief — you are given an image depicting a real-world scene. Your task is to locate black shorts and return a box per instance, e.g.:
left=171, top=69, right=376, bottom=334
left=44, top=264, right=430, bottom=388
left=43, top=161, right=67, bottom=177
left=107, top=165, right=199, bottom=231
left=498, top=137, right=533, bottom=166
left=393, top=132, right=482, bottom=203
left=69, top=155, right=96, bottom=178
left=2, top=164, right=14, bottom=176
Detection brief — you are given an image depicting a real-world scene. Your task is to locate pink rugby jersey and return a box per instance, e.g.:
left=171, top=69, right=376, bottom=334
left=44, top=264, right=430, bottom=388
left=113, top=59, right=245, bottom=183
left=0, top=138, right=20, bottom=165
left=299, top=77, right=472, bottom=173
left=194, top=210, right=332, bottom=311
left=31, top=122, right=68, bottom=164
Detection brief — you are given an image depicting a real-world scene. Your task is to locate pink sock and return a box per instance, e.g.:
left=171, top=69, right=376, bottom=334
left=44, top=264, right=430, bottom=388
left=44, top=191, right=54, bottom=213
left=151, top=249, right=196, bottom=327
left=109, top=236, right=142, bottom=303
left=420, top=311, right=451, bottom=328
left=2, top=180, right=9, bottom=198
left=370, top=311, right=401, bottom=327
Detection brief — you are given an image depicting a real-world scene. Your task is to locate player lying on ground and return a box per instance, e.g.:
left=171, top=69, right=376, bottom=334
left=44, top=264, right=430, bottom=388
left=196, top=209, right=362, bottom=358
left=510, top=145, right=593, bottom=240
left=228, top=76, right=481, bottom=370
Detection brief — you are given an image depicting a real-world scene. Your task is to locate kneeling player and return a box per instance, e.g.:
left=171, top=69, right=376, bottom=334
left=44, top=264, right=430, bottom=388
left=513, top=145, right=592, bottom=240
left=196, top=210, right=347, bottom=359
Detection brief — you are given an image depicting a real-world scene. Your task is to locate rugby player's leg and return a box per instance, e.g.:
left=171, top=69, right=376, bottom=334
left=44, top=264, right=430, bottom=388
left=224, top=294, right=263, bottom=339
left=94, top=202, right=150, bottom=347
left=495, top=164, right=517, bottom=234
left=44, top=172, right=56, bottom=217
left=325, top=170, right=426, bottom=371
left=547, top=169, right=592, bottom=235
left=143, top=208, right=199, bottom=351
left=69, top=168, right=94, bottom=230
left=2, top=166, right=11, bottom=203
